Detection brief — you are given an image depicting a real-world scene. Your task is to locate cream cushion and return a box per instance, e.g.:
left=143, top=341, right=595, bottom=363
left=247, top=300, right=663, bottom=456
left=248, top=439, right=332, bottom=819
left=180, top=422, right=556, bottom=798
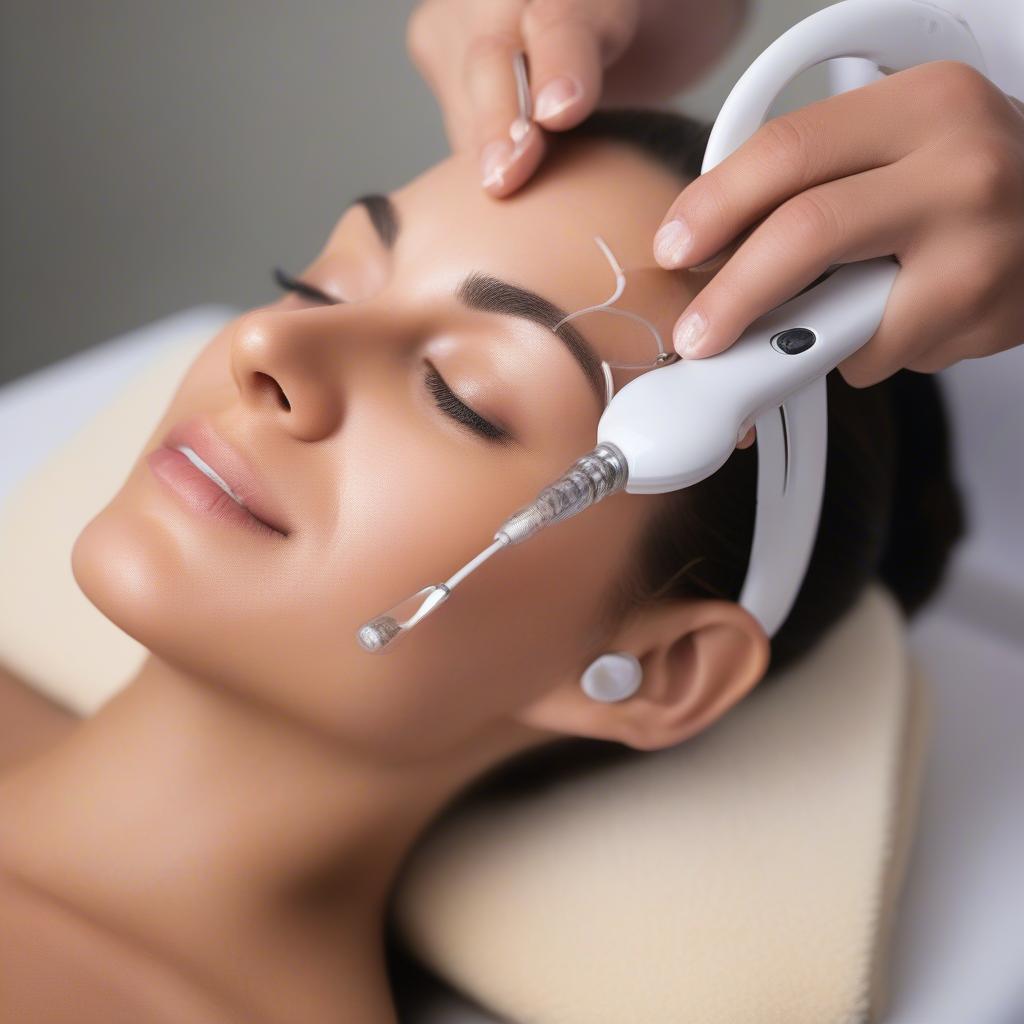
left=397, top=588, right=925, bottom=1024
left=0, top=326, right=927, bottom=1024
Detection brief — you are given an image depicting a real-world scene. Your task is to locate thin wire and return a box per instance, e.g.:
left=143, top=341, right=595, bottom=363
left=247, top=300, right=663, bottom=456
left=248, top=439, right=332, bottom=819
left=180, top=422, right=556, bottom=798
left=404, top=585, right=450, bottom=629
left=553, top=236, right=664, bottom=352
left=553, top=236, right=671, bottom=398
left=445, top=536, right=509, bottom=590
left=513, top=51, right=532, bottom=122
left=553, top=236, right=626, bottom=324
left=594, top=236, right=626, bottom=304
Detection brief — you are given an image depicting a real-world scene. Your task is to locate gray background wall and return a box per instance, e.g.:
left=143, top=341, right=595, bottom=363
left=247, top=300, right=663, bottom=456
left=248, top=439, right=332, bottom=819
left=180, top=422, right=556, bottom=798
left=0, top=1, right=827, bottom=385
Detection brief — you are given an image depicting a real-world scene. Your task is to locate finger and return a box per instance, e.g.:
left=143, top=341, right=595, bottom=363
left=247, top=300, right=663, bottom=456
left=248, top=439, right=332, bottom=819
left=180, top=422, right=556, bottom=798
left=653, top=62, right=953, bottom=270
left=837, top=266, right=953, bottom=387
left=736, top=425, right=756, bottom=449
left=406, top=3, right=479, bottom=152
left=902, top=338, right=968, bottom=375
left=840, top=248, right=1022, bottom=386
left=480, top=118, right=546, bottom=197
left=463, top=25, right=545, bottom=194
left=522, top=0, right=635, bottom=130
left=904, top=318, right=1022, bottom=374
left=673, top=158, right=926, bottom=359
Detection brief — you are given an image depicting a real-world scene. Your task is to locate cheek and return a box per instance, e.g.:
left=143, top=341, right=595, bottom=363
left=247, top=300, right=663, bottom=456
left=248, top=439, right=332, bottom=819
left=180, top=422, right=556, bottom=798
left=302, top=513, right=628, bottom=760
left=70, top=329, right=633, bottom=761
left=282, top=409, right=612, bottom=756
left=310, top=436, right=637, bottom=757
left=70, top=327, right=312, bottom=711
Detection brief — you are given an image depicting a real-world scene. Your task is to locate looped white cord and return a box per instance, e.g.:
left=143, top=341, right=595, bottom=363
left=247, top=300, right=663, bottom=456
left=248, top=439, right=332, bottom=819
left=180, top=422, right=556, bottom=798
left=557, top=236, right=667, bottom=352
left=553, top=236, right=628, bottom=321
left=553, top=236, right=671, bottom=401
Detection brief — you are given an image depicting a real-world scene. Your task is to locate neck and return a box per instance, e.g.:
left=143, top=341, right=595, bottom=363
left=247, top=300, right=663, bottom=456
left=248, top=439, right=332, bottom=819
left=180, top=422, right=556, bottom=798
left=1, top=656, right=547, bottom=1024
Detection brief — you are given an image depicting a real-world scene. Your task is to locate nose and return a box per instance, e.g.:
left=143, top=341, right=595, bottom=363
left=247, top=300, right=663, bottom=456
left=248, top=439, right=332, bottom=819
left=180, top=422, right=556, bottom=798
left=229, top=305, right=351, bottom=441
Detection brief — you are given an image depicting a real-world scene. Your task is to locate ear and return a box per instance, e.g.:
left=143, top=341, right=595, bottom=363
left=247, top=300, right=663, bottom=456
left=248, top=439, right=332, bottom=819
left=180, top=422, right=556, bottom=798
left=512, top=600, right=770, bottom=751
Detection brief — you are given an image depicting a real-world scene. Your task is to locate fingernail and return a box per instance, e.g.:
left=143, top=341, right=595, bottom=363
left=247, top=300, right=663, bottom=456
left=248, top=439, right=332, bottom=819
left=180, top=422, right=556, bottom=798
left=673, top=311, right=707, bottom=356
left=509, top=116, right=531, bottom=144
left=534, top=76, right=583, bottom=122
left=481, top=139, right=514, bottom=188
left=690, top=248, right=728, bottom=273
left=654, top=218, right=692, bottom=267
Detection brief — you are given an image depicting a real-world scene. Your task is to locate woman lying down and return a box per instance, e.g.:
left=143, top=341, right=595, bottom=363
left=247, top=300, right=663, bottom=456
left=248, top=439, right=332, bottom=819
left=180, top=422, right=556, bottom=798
left=0, top=108, right=961, bottom=1024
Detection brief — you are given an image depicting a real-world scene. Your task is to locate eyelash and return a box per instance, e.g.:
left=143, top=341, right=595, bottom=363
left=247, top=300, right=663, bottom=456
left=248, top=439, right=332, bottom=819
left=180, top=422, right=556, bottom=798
left=422, top=362, right=509, bottom=442
left=273, top=266, right=338, bottom=305
left=272, top=267, right=510, bottom=443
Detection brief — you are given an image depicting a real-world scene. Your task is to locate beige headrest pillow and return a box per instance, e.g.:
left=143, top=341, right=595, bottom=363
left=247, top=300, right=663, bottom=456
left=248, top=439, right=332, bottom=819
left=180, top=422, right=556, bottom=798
left=0, top=326, right=927, bottom=1024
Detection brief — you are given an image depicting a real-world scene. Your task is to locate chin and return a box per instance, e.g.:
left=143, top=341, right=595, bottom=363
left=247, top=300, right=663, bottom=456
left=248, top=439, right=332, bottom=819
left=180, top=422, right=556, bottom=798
left=68, top=476, right=300, bottom=706
left=70, top=499, right=241, bottom=690
left=71, top=485, right=196, bottom=657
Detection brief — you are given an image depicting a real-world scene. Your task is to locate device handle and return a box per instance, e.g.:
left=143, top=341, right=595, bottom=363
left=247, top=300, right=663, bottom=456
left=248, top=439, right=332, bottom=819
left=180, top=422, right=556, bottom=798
left=702, top=0, right=985, bottom=173
left=703, top=0, right=984, bottom=637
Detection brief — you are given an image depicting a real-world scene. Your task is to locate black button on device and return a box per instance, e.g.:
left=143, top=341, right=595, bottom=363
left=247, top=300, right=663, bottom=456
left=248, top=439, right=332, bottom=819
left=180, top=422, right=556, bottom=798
left=771, top=327, right=816, bottom=355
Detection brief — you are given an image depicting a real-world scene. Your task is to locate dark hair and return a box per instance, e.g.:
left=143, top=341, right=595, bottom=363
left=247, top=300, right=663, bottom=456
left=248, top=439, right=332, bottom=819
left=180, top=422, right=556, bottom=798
left=560, top=107, right=964, bottom=676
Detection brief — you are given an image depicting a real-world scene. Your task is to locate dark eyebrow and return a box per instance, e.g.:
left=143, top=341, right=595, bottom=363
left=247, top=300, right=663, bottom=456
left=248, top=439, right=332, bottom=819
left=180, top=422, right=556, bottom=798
left=455, top=273, right=606, bottom=404
left=343, top=193, right=604, bottom=403
left=350, top=193, right=399, bottom=249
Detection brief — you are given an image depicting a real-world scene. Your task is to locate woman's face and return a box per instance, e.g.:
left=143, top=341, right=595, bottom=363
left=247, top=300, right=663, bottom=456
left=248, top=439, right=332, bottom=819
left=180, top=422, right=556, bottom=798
left=73, top=138, right=702, bottom=760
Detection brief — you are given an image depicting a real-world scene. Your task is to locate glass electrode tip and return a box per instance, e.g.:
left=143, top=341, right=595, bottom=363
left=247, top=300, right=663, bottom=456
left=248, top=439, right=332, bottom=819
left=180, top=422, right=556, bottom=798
left=355, top=445, right=628, bottom=654
left=355, top=584, right=452, bottom=653
left=355, top=536, right=510, bottom=653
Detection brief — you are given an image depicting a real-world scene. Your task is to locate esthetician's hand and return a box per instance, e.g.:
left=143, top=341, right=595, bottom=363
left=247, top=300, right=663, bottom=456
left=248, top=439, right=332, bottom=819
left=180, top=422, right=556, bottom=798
left=656, top=61, right=1024, bottom=388
left=406, top=0, right=748, bottom=192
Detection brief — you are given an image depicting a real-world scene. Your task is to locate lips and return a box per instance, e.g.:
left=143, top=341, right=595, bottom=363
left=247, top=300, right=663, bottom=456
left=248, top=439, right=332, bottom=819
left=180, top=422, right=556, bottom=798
left=148, top=416, right=290, bottom=537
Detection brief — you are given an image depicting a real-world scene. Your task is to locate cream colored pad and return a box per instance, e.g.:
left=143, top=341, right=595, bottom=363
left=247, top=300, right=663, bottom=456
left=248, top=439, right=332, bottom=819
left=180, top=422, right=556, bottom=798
left=0, top=329, right=926, bottom=1024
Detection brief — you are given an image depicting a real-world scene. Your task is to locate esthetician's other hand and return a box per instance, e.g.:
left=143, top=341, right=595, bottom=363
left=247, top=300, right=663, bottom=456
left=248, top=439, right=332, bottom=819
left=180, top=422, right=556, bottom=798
left=406, top=0, right=748, bottom=193
left=656, top=61, right=1024, bottom=388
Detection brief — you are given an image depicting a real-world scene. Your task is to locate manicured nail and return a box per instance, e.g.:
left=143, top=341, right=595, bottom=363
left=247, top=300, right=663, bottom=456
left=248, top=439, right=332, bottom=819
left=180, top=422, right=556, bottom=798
left=534, top=76, right=583, bottom=122
left=654, top=218, right=692, bottom=267
left=510, top=116, right=532, bottom=144
left=481, top=139, right=514, bottom=188
left=673, top=310, right=707, bottom=356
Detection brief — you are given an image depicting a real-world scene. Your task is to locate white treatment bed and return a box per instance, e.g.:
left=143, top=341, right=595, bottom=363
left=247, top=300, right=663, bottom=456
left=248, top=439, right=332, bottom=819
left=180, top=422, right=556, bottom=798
left=1, top=307, right=1021, bottom=1023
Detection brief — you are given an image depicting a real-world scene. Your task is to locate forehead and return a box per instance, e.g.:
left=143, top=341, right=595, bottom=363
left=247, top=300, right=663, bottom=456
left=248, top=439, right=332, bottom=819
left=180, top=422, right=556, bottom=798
left=324, top=139, right=694, bottom=343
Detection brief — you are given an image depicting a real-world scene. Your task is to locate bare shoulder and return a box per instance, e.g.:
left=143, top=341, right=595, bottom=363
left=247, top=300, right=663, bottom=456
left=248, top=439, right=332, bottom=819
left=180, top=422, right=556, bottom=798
left=0, top=867, right=247, bottom=1024
left=0, top=661, right=80, bottom=775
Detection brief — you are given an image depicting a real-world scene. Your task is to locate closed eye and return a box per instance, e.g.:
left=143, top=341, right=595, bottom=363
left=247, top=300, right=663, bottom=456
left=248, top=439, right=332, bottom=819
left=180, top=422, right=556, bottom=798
left=423, top=362, right=510, bottom=444
left=273, top=266, right=510, bottom=445
left=273, top=267, right=342, bottom=305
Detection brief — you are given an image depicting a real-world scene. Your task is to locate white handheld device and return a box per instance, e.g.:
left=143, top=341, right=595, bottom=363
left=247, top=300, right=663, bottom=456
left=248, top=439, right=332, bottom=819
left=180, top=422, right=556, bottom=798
left=357, top=0, right=985, bottom=653
left=596, top=0, right=984, bottom=636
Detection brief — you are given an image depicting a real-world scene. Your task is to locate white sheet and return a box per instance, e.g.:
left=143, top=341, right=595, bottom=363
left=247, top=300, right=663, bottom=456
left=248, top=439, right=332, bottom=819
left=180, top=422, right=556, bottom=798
left=1, top=312, right=1021, bottom=1024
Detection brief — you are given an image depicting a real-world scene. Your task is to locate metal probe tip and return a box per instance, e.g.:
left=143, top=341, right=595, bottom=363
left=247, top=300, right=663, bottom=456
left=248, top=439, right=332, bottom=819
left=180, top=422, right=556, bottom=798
left=357, top=616, right=402, bottom=653
left=355, top=583, right=453, bottom=654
